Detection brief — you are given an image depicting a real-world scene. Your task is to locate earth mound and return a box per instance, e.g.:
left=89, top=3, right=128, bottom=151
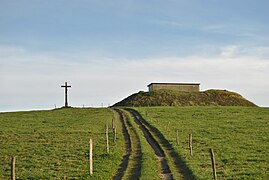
left=113, top=89, right=256, bottom=107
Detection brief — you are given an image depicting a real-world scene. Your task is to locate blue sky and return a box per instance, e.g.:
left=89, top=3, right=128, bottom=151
left=1, top=0, right=269, bottom=111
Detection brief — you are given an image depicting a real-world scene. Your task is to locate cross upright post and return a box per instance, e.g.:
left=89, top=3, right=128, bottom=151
left=61, top=82, right=71, bottom=108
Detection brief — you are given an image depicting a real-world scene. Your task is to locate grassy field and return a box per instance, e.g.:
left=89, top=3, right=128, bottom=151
left=136, top=106, right=269, bottom=179
left=0, top=108, right=125, bottom=179
left=1, top=106, right=268, bottom=179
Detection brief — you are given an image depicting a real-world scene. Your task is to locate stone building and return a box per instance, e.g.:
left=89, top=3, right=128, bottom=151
left=148, top=83, right=200, bottom=92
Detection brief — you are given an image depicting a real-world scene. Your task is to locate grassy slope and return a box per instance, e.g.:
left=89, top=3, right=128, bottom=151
left=0, top=108, right=124, bottom=179
left=135, top=106, right=269, bottom=179
left=114, top=90, right=256, bottom=107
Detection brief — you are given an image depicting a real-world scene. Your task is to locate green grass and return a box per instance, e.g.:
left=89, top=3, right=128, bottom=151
left=2, top=106, right=268, bottom=179
left=0, top=108, right=125, bottom=179
left=135, top=106, right=269, bottom=179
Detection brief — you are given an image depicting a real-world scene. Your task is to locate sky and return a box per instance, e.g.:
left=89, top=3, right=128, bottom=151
left=0, top=0, right=269, bottom=112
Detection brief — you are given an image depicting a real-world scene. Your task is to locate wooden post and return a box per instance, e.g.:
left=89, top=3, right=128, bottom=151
left=210, top=148, right=217, bottom=180
left=189, top=134, right=193, bottom=156
left=106, top=124, right=109, bottom=154
left=11, top=156, right=16, bottom=180
left=176, top=129, right=179, bottom=145
left=89, top=139, right=93, bottom=176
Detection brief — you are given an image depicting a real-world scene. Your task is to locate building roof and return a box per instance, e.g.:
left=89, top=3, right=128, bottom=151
left=147, top=82, right=200, bottom=87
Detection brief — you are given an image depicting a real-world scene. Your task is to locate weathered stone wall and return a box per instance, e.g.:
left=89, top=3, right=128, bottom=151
left=148, top=83, right=200, bottom=92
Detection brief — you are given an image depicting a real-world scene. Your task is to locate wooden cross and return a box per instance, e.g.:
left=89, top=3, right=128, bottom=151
left=61, top=82, right=71, bottom=107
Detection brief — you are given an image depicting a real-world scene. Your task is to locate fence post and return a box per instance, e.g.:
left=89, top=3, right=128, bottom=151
left=106, top=124, right=109, bottom=154
left=210, top=148, right=217, bottom=179
left=11, top=156, right=16, bottom=180
left=176, top=130, right=179, bottom=145
left=89, top=139, right=93, bottom=176
left=189, top=134, right=193, bottom=156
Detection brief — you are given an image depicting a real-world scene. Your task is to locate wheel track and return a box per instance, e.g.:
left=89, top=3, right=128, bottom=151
left=113, top=109, right=131, bottom=180
left=113, top=109, right=142, bottom=180
left=126, top=108, right=195, bottom=180
left=125, top=109, right=173, bottom=180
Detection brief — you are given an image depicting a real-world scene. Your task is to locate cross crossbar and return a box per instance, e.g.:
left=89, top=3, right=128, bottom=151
left=61, top=82, right=71, bottom=107
left=61, top=85, right=71, bottom=88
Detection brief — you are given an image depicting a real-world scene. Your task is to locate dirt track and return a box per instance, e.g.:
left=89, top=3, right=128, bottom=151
left=113, top=109, right=132, bottom=180
left=113, top=109, right=142, bottom=180
left=114, top=108, right=192, bottom=179
left=126, top=108, right=195, bottom=179
left=126, top=109, right=173, bottom=180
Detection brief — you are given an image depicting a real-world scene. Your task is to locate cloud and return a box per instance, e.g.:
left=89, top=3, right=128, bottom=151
left=201, top=23, right=269, bottom=42
left=150, top=19, right=184, bottom=28
left=220, top=45, right=239, bottom=57
left=107, top=56, right=269, bottom=107
left=1, top=45, right=269, bottom=111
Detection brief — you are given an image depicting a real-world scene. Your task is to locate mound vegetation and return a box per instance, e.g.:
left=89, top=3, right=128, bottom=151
left=113, top=89, right=256, bottom=107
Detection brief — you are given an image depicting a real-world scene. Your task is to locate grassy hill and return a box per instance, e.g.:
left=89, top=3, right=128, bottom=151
left=113, top=89, right=256, bottom=107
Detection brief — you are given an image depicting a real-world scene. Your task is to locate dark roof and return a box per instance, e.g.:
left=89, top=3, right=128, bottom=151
left=147, top=83, right=200, bottom=87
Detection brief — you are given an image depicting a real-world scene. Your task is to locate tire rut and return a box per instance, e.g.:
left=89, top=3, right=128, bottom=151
left=126, top=108, right=195, bottom=180
left=113, top=109, right=142, bottom=180
left=113, top=109, right=131, bottom=180
left=125, top=109, right=173, bottom=180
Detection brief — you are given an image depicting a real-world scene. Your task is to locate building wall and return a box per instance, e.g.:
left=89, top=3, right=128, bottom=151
left=148, top=83, right=200, bottom=92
